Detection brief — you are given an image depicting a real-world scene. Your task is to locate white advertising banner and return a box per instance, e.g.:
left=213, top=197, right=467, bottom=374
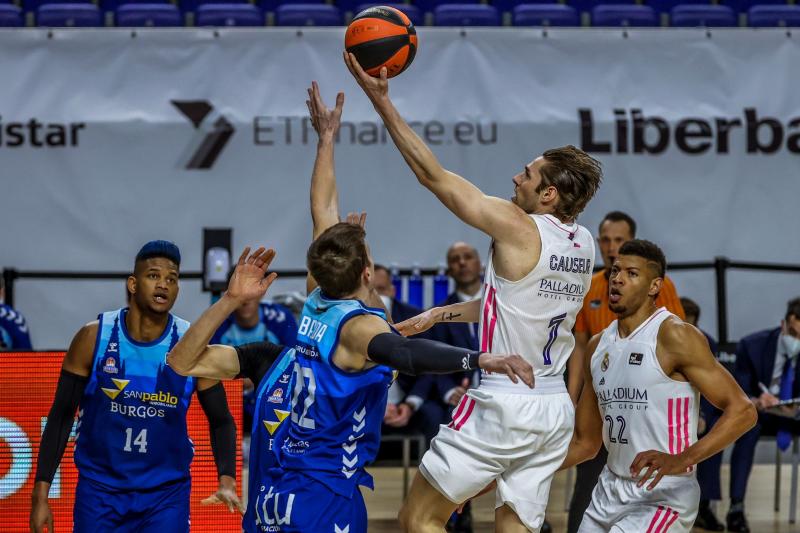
left=0, top=28, right=798, bottom=347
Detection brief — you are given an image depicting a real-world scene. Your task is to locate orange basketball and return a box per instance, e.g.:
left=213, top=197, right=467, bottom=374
left=345, top=6, right=418, bottom=78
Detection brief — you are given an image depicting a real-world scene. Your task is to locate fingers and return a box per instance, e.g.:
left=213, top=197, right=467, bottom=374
left=334, top=91, right=345, bottom=117
left=380, top=66, right=388, bottom=82
left=246, top=246, right=265, bottom=265
left=636, top=463, right=659, bottom=488
left=647, top=470, right=665, bottom=491
left=311, top=80, right=326, bottom=111
left=256, top=248, right=276, bottom=269
left=237, top=247, right=250, bottom=267
left=504, top=363, right=519, bottom=384
left=358, top=211, right=367, bottom=227
left=260, top=272, right=279, bottom=292
left=201, top=494, right=221, bottom=505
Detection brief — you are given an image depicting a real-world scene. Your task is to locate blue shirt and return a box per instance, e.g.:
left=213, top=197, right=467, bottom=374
left=211, top=302, right=298, bottom=347
left=74, top=308, right=194, bottom=490
left=276, top=288, right=395, bottom=497
left=0, top=304, right=32, bottom=350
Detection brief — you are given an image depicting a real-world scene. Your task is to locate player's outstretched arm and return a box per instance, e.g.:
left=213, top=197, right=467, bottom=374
left=339, top=313, right=534, bottom=385
left=395, top=298, right=481, bottom=337
left=306, top=81, right=346, bottom=294
left=31, top=322, right=97, bottom=533
left=630, top=320, right=757, bottom=490
left=168, top=247, right=278, bottom=379
left=196, top=378, right=243, bottom=514
left=560, top=334, right=604, bottom=470
left=343, top=54, right=530, bottom=245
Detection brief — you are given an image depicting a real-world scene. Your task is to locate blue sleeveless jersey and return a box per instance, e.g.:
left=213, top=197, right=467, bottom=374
left=74, top=308, right=194, bottom=490
left=244, top=346, right=296, bottom=533
left=211, top=302, right=298, bottom=347
left=276, top=288, right=395, bottom=498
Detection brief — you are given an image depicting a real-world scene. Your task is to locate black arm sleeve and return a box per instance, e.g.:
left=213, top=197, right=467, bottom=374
left=367, top=333, right=481, bottom=375
left=35, top=370, right=88, bottom=483
left=197, top=382, right=237, bottom=479
left=235, top=341, right=286, bottom=386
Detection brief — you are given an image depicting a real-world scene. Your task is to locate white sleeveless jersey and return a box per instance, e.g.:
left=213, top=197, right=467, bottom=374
left=591, top=308, right=700, bottom=480
left=479, top=213, right=594, bottom=379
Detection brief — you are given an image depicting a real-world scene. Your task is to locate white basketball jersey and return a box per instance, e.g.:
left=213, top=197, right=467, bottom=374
left=479, top=213, right=594, bottom=379
left=591, top=308, right=700, bottom=480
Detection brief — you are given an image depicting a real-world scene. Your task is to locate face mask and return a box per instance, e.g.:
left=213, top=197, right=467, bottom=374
left=781, top=334, right=800, bottom=359
left=379, top=295, right=392, bottom=312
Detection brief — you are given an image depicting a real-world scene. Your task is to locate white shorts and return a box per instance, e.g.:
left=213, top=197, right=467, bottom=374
left=419, top=375, right=574, bottom=532
left=578, top=466, right=700, bottom=533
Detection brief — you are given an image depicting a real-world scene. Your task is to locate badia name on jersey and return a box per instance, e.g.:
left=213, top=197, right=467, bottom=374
left=549, top=254, right=592, bottom=274
left=298, top=316, right=328, bottom=342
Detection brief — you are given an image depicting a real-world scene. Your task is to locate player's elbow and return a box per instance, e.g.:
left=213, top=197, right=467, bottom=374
left=739, top=398, right=758, bottom=433
left=166, top=352, right=193, bottom=376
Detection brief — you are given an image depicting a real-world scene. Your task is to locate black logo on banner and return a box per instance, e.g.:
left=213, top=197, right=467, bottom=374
left=172, top=100, right=235, bottom=170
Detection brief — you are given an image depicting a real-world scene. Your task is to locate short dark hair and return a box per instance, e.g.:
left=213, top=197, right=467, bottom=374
left=538, top=145, right=603, bottom=221
left=618, top=239, right=666, bottom=278
left=373, top=264, right=390, bottom=276
left=786, top=297, right=800, bottom=321
left=307, top=223, right=370, bottom=299
left=600, top=211, right=637, bottom=237
left=134, top=240, right=181, bottom=272
left=680, top=297, right=700, bottom=320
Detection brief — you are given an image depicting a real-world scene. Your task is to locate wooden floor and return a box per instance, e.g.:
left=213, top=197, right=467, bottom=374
left=363, top=465, right=800, bottom=532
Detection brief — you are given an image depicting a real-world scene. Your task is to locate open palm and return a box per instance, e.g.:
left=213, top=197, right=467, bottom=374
left=226, top=247, right=278, bottom=303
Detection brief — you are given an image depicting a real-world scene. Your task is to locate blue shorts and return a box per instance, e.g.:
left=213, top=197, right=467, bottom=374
left=73, top=476, right=190, bottom=533
left=244, top=470, right=367, bottom=533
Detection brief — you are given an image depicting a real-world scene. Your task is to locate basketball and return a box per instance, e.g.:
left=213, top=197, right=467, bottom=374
left=345, top=6, right=418, bottom=78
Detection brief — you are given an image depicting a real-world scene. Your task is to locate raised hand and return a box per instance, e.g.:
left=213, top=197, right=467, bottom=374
left=344, top=211, right=367, bottom=228
left=478, top=354, right=534, bottom=388
left=395, top=308, right=439, bottom=337
left=306, top=81, right=344, bottom=141
left=225, top=247, right=278, bottom=304
left=343, top=52, right=389, bottom=103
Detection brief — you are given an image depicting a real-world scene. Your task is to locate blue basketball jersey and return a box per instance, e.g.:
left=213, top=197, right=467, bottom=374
left=211, top=302, right=298, bottom=347
left=276, top=288, right=395, bottom=498
left=244, top=346, right=296, bottom=533
left=74, top=308, right=194, bottom=490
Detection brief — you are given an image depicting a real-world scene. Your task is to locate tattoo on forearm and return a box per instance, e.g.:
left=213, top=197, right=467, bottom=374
left=442, top=312, right=462, bottom=322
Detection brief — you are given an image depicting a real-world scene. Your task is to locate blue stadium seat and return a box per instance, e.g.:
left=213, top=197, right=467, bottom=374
left=354, top=3, right=422, bottom=25
left=645, top=0, right=708, bottom=15
left=720, top=0, right=785, bottom=15
left=116, top=3, right=181, bottom=25
left=37, top=3, right=102, bottom=25
left=434, top=4, right=500, bottom=24
left=513, top=4, right=578, bottom=25
left=261, top=0, right=322, bottom=12
left=493, top=0, right=556, bottom=16
left=592, top=4, right=657, bottom=25
left=568, top=0, right=634, bottom=17
left=196, top=3, right=264, bottom=24
left=0, top=4, right=23, bottom=25
left=748, top=4, right=800, bottom=26
left=275, top=3, right=342, bottom=24
left=24, top=0, right=88, bottom=15
left=670, top=4, right=736, bottom=26
left=414, top=0, right=478, bottom=17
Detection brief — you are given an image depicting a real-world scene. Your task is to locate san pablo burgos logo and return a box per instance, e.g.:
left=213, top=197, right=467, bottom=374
left=172, top=100, right=235, bottom=170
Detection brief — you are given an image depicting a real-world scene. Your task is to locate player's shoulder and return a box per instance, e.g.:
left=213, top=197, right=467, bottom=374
left=657, top=316, right=706, bottom=351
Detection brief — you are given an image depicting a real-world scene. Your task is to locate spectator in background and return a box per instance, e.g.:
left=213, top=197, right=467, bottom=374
left=210, top=288, right=298, bottom=454
left=566, top=211, right=686, bottom=533
left=373, top=264, right=448, bottom=446
left=727, top=297, right=800, bottom=532
left=0, top=277, right=32, bottom=350
left=682, top=297, right=725, bottom=532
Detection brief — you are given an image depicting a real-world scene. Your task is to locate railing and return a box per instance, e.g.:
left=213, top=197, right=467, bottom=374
left=4, top=258, right=800, bottom=346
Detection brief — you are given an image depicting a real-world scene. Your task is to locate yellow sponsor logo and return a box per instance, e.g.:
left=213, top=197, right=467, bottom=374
left=263, top=409, right=290, bottom=435
left=101, top=378, right=130, bottom=400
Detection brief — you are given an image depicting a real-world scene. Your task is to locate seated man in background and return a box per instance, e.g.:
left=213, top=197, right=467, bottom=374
left=210, top=279, right=298, bottom=456
left=682, top=297, right=725, bottom=531
left=0, top=277, right=32, bottom=350
left=566, top=210, right=686, bottom=533
left=727, top=297, right=800, bottom=532
left=373, top=264, right=448, bottom=449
